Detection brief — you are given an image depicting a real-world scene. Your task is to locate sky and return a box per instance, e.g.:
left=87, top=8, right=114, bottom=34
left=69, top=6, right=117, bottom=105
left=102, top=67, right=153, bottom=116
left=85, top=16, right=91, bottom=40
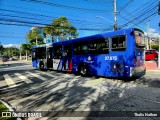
left=0, top=0, right=159, bottom=48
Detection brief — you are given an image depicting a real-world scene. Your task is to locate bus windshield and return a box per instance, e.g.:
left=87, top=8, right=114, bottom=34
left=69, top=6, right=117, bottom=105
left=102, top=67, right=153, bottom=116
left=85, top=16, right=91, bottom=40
left=134, top=30, right=145, bottom=48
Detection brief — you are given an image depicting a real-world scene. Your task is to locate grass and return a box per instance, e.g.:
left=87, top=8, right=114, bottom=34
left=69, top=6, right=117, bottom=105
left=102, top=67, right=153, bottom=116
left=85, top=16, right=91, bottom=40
left=0, top=101, right=17, bottom=120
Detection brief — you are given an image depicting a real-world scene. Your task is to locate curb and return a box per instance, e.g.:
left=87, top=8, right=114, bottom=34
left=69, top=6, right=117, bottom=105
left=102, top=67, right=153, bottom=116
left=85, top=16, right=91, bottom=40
left=146, top=70, right=160, bottom=72
left=0, top=99, right=22, bottom=120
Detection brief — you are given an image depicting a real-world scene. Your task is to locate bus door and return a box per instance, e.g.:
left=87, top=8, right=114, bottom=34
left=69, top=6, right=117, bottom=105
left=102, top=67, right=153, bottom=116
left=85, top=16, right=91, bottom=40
left=46, top=47, right=53, bottom=68
left=53, top=45, right=63, bottom=70
left=63, top=44, right=72, bottom=71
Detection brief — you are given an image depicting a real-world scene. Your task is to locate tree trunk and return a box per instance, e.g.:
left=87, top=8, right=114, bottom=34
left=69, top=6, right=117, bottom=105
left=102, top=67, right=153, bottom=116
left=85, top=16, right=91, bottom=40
left=26, top=50, right=28, bottom=61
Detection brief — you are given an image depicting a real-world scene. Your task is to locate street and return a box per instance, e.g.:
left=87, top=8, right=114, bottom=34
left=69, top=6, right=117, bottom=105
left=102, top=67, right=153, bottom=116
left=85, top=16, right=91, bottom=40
left=0, top=61, right=160, bottom=120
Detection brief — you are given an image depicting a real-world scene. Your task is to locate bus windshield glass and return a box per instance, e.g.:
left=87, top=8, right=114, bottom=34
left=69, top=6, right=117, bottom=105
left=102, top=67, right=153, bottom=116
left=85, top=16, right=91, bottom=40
left=134, top=30, right=145, bottom=48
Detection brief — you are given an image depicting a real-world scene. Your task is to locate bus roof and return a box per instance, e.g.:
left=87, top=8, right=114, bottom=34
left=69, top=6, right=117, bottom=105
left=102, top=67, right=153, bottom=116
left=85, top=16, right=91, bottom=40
left=53, top=28, right=143, bottom=44
left=32, top=28, right=143, bottom=48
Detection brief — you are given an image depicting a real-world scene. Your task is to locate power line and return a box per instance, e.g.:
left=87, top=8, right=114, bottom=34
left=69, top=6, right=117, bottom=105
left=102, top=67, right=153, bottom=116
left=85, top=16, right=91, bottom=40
left=19, top=0, right=112, bottom=13
left=0, top=20, right=109, bottom=31
left=119, top=3, right=157, bottom=28
left=83, top=0, right=112, bottom=6
left=130, top=12, right=157, bottom=27
left=0, top=35, right=25, bottom=38
left=0, top=13, right=51, bottom=22
left=118, top=0, right=134, bottom=12
left=118, top=0, right=157, bottom=26
left=0, top=8, right=110, bottom=26
left=0, top=3, right=88, bottom=19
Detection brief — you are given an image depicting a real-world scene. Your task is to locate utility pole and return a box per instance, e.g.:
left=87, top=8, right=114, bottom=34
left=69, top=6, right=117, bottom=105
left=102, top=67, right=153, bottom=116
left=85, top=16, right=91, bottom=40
left=113, top=0, right=117, bottom=30
left=146, top=21, right=150, bottom=49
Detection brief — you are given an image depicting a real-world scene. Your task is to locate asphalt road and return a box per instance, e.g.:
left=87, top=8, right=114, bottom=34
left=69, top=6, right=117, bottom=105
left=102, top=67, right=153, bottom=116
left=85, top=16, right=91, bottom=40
left=0, top=61, right=160, bottom=120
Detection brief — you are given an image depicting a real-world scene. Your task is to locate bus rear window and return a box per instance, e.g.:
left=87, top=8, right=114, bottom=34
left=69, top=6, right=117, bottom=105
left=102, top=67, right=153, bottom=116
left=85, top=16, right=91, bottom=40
left=134, top=30, right=145, bottom=48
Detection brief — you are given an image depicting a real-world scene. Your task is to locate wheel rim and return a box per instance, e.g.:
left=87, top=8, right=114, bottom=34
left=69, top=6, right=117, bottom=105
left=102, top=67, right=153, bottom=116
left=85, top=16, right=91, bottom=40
left=41, top=64, right=44, bottom=70
left=81, top=67, right=87, bottom=75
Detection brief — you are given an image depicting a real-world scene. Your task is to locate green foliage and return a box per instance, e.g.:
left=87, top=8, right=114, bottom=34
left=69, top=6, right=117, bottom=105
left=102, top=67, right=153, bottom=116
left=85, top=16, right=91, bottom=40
left=151, top=44, right=159, bottom=50
left=43, top=16, right=78, bottom=40
left=0, top=102, right=17, bottom=120
left=21, top=44, right=32, bottom=56
left=3, top=47, right=19, bottom=57
left=26, top=27, right=43, bottom=45
left=26, top=16, right=78, bottom=46
left=42, top=25, right=54, bottom=36
left=21, top=44, right=31, bottom=51
left=0, top=43, right=3, bottom=54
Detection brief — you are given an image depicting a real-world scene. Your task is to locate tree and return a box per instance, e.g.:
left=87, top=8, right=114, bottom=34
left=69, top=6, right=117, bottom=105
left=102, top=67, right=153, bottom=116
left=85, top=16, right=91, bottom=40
left=0, top=43, right=3, bottom=51
left=42, top=25, right=54, bottom=41
left=43, top=16, right=78, bottom=41
left=151, top=44, right=159, bottom=51
left=26, top=27, right=43, bottom=45
left=0, top=43, right=3, bottom=56
left=21, top=44, right=31, bottom=60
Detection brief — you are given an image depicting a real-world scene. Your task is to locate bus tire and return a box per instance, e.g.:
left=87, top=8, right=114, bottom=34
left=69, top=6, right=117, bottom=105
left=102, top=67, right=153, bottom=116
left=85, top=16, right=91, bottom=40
left=80, top=65, right=88, bottom=76
left=39, top=62, right=44, bottom=71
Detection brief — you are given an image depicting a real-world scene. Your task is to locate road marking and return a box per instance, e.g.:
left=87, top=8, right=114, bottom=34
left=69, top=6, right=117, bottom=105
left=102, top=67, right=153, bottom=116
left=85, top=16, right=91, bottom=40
left=14, top=73, right=33, bottom=84
left=3, top=74, right=17, bottom=88
left=0, top=65, right=31, bottom=71
left=26, top=71, right=47, bottom=81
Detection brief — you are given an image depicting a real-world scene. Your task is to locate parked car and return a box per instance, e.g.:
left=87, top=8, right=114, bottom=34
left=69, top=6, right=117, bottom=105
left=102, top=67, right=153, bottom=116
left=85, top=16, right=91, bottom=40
left=145, top=49, right=158, bottom=61
left=2, top=56, right=8, bottom=62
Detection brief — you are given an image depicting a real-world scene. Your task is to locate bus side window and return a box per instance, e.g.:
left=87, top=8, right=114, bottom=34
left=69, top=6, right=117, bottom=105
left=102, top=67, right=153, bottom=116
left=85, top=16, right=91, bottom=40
left=36, top=47, right=46, bottom=59
left=74, top=43, right=81, bottom=55
left=64, top=45, right=72, bottom=58
left=112, top=35, right=126, bottom=51
left=74, top=42, right=89, bottom=55
left=81, top=44, right=88, bottom=54
left=53, top=45, right=62, bottom=59
left=88, top=37, right=109, bottom=54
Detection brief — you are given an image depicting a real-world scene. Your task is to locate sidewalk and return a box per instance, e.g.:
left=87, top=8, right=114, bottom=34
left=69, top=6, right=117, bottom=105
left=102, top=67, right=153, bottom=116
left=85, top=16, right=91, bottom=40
left=145, top=61, right=160, bottom=71
left=0, top=60, right=31, bottom=65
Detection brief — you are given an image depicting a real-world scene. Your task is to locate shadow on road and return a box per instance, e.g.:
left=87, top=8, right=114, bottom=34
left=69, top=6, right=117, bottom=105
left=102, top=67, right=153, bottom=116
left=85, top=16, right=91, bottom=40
left=0, top=70, right=160, bottom=120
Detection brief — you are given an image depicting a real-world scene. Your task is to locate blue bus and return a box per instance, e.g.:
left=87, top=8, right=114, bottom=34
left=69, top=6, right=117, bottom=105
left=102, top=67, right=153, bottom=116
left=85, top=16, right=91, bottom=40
left=32, top=28, right=146, bottom=78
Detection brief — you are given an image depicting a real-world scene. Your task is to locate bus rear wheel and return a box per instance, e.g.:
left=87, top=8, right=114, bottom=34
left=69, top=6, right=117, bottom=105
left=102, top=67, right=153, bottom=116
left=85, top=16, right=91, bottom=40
left=39, top=63, right=44, bottom=71
left=80, top=65, right=88, bottom=76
